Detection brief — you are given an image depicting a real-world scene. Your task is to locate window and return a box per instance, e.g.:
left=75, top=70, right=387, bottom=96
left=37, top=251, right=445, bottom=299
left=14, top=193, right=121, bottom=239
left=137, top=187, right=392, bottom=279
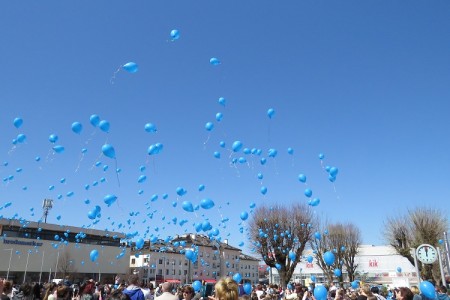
left=144, top=258, right=149, bottom=263
left=184, top=270, right=188, bottom=275
left=179, top=270, right=181, bottom=275
left=166, top=269, right=169, bottom=275
left=172, top=270, right=175, bottom=275
left=131, top=259, right=136, bottom=265
left=159, top=259, right=163, bottom=264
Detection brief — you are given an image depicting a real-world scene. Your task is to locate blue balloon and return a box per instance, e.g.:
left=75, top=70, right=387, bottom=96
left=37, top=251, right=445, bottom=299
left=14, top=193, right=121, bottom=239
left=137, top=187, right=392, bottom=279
left=396, top=267, right=402, bottom=273
left=99, top=120, right=110, bottom=133
left=298, top=174, right=306, bottom=183
left=329, top=167, right=339, bottom=177
left=135, top=238, right=144, bottom=250
left=123, top=62, right=138, bottom=73
left=49, top=134, right=58, bottom=143
left=260, top=186, right=267, bottom=195
left=215, top=112, right=223, bottom=122
left=218, top=97, right=226, bottom=106
left=289, top=252, right=296, bottom=261
left=176, top=187, right=187, bottom=196
left=307, top=255, right=313, bottom=263
left=324, top=251, right=335, bottom=266
left=53, top=145, right=65, bottom=154
left=304, top=188, right=312, bottom=198
left=17, top=134, right=26, bottom=143
left=287, top=147, right=294, bottom=155
left=102, top=144, right=116, bottom=159
left=201, top=221, right=212, bottom=231
left=200, top=198, right=215, bottom=209
left=314, top=285, right=327, bottom=300
left=334, top=269, right=342, bottom=277
left=243, top=283, right=252, bottom=295
left=232, top=141, right=243, bottom=152
left=104, top=194, right=118, bottom=207
left=232, top=273, right=242, bottom=283
left=267, top=108, right=275, bottom=119
left=210, top=57, right=221, bottom=65
left=13, top=117, right=23, bottom=128
left=137, top=175, right=147, bottom=183
left=240, top=211, right=248, bottom=221
left=198, top=184, right=205, bottom=191
left=314, top=232, right=321, bottom=240
left=213, top=151, right=221, bottom=159
left=192, top=280, right=202, bottom=292
left=170, top=29, right=180, bottom=40
left=419, top=281, right=436, bottom=299
left=319, top=153, right=325, bottom=160
left=205, top=122, right=214, bottom=131
left=351, top=281, right=359, bottom=289
left=182, top=201, right=194, bottom=212
left=144, top=123, right=157, bottom=133
left=90, top=114, right=100, bottom=127
left=71, top=122, right=83, bottom=134
left=268, top=149, right=277, bottom=158
left=309, top=198, right=320, bottom=207
left=148, top=143, right=163, bottom=155
left=90, top=249, right=99, bottom=262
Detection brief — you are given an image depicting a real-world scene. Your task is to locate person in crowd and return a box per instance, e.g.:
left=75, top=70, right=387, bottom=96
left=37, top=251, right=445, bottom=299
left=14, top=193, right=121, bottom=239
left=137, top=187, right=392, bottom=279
left=12, top=284, right=34, bottom=300
left=254, top=286, right=264, bottom=300
left=436, top=286, right=449, bottom=300
left=43, top=283, right=57, bottom=300
left=80, top=279, right=96, bottom=300
left=209, top=277, right=238, bottom=300
left=182, top=286, right=195, bottom=300
left=155, top=283, right=177, bottom=300
left=1, top=281, right=12, bottom=300
left=357, top=285, right=373, bottom=300
left=409, top=286, right=421, bottom=300
left=371, top=287, right=386, bottom=300
left=109, top=290, right=131, bottom=300
left=56, top=286, right=71, bottom=300
left=394, top=288, right=413, bottom=300
left=142, top=283, right=154, bottom=300
left=123, top=275, right=145, bottom=300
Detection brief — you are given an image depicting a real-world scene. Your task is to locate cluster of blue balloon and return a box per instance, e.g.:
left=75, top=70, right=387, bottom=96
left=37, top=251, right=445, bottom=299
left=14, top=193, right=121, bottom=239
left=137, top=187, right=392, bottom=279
left=419, top=281, right=436, bottom=299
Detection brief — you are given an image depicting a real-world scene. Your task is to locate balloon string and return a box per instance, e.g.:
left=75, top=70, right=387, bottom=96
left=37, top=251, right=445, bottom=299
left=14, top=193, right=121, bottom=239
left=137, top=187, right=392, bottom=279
left=90, top=151, right=104, bottom=171
left=114, top=158, right=121, bottom=187
left=110, top=65, right=122, bottom=85
left=203, top=133, right=211, bottom=148
left=7, top=145, right=17, bottom=155
left=75, top=152, right=85, bottom=173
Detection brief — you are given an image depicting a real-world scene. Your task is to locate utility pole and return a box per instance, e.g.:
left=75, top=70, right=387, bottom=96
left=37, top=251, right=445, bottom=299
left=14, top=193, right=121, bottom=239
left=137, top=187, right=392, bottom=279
left=42, top=199, right=53, bottom=223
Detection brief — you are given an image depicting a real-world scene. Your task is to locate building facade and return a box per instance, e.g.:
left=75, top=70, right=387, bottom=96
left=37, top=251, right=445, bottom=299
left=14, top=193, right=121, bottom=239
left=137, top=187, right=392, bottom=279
left=0, top=218, right=129, bottom=283
left=129, top=234, right=260, bottom=285
left=270, top=245, right=419, bottom=288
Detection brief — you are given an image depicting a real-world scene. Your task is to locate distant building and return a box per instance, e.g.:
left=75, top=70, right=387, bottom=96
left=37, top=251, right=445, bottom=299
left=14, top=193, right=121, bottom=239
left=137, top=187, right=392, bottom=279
left=270, top=245, right=419, bottom=287
left=0, top=218, right=129, bottom=283
left=129, top=234, right=260, bottom=285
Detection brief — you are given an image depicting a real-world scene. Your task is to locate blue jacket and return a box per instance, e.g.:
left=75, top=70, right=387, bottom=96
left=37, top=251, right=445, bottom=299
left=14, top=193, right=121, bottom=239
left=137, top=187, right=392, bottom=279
left=123, top=286, right=145, bottom=300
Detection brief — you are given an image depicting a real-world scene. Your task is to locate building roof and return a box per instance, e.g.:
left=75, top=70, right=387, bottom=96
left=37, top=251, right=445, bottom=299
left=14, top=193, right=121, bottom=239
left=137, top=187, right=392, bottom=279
left=0, top=217, right=126, bottom=239
left=239, top=253, right=260, bottom=261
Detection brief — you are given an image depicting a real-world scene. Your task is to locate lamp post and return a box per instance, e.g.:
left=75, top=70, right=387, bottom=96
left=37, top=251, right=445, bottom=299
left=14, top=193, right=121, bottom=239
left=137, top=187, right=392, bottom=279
left=3, top=248, right=13, bottom=280
left=42, top=199, right=53, bottom=223
left=23, top=251, right=31, bottom=284
left=39, top=250, right=45, bottom=284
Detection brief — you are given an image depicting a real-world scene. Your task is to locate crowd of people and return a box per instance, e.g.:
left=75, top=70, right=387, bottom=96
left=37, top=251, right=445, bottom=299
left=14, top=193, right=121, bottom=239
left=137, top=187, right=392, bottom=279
left=1, top=277, right=449, bottom=300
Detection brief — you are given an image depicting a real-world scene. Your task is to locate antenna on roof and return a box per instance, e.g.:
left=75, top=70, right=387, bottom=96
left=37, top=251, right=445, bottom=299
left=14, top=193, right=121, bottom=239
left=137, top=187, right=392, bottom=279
left=41, top=199, right=53, bottom=223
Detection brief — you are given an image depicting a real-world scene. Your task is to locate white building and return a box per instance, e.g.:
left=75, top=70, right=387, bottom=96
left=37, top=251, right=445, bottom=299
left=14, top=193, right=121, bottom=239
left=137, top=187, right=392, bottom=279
left=271, top=245, right=419, bottom=287
left=129, top=234, right=260, bottom=285
left=0, top=218, right=129, bottom=283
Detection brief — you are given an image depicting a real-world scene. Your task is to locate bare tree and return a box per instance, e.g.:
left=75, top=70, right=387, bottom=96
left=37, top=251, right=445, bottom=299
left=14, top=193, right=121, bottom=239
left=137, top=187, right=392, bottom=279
left=310, top=222, right=361, bottom=285
left=383, top=207, right=448, bottom=282
left=57, top=251, right=76, bottom=279
left=248, top=203, right=316, bottom=288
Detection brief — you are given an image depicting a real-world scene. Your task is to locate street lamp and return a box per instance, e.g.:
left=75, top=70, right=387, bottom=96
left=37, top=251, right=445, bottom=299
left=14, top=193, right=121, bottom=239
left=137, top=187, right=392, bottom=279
left=3, top=248, right=13, bottom=280
left=42, top=199, right=53, bottom=223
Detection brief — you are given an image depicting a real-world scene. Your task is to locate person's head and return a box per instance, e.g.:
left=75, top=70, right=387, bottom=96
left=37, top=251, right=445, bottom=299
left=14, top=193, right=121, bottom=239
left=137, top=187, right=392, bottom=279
left=361, top=284, right=372, bottom=297
left=371, top=287, right=379, bottom=295
left=56, top=286, right=69, bottom=299
left=395, top=287, right=413, bottom=300
left=183, top=286, right=195, bottom=299
left=367, top=296, right=377, bottom=300
left=162, top=282, right=173, bottom=293
left=3, top=281, right=12, bottom=294
left=109, top=290, right=131, bottom=300
left=19, top=283, right=33, bottom=296
left=214, top=277, right=239, bottom=300
left=410, top=286, right=419, bottom=295
left=128, top=275, right=140, bottom=286
left=437, top=286, right=447, bottom=294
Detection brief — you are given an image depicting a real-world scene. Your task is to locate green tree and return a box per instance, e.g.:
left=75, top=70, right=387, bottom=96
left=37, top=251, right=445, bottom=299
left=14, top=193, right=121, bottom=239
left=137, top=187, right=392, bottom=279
left=248, top=203, right=316, bottom=288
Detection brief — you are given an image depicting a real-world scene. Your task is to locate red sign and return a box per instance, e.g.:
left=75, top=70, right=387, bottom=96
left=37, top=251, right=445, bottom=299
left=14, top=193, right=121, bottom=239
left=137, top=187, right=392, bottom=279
left=369, top=259, right=378, bottom=268
left=306, top=263, right=314, bottom=268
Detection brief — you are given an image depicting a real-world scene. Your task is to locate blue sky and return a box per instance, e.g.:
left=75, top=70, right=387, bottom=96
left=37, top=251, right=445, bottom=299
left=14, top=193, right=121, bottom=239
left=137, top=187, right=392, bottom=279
left=0, top=1, right=449, bottom=255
